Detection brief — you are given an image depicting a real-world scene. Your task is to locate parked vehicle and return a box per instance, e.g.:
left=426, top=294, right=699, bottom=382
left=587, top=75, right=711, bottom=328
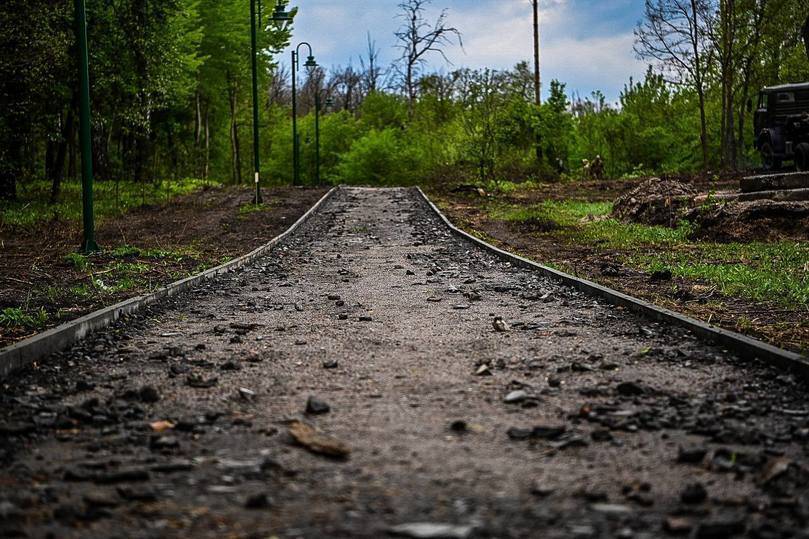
left=753, top=83, right=809, bottom=171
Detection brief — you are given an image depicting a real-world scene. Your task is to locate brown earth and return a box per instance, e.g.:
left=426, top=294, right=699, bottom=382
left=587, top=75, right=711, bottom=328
left=0, top=186, right=328, bottom=347
left=431, top=180, right=809, bottom=353
left=611, top=178, right=697, bottom=228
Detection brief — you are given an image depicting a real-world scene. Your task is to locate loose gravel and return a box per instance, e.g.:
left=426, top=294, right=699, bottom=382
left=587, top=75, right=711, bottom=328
left=1, top=187, right=808, bottom=539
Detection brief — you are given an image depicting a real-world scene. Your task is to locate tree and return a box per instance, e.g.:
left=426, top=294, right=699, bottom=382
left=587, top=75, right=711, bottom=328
left=359, top=33, right=385, bottom=97
left=394, top=0, right=462, bottom=118
left=635, top=0, right=712, bottom=170
left=804, top=14, right=809, bottom=59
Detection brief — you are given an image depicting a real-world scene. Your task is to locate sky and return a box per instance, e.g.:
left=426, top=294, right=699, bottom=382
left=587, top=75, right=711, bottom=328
left=282, top=0, right=651, bottom=103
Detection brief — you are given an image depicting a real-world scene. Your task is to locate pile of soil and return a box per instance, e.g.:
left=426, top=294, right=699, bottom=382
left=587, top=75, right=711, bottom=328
left=611, top=178, right=696, bottom=227
left=685, top=200, right=809, bottom=242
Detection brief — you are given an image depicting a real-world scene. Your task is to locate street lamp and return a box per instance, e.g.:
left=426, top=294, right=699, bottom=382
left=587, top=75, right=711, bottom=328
left=250, top=0, right=263, bottom=204
left=249, top=1, right=294, bottom=204
left=271, top=1, right=293, bottom=29
left=74, top=0, right=99, bottom=253
left=291, top=42, right=317, bottom=186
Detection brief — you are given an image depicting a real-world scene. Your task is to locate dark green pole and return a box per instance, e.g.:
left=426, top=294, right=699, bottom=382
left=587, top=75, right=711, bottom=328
left=291, top=50, right=299, bottom=186
left=75, top=0, right=98, bottom=253
left=315, top=91, right=321, bottom=185
left=250, top=0, right=263, bottom=204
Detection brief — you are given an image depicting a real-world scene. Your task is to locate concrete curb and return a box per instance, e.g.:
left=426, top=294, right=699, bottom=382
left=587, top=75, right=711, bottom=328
left=0, top=187, right=338, bottom=380
left=415, top=187, right=809, bottom=379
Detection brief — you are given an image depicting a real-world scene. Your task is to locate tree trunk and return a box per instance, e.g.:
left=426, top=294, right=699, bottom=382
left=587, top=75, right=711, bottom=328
left=690, top=0, right=709, bottom=171
left=736, top=0, right=765, bottom=161
left=228, top=80, right=242, bottom=184
left=0, top=143, right=19, bottom=201
left=195, top=91, right=202, bottom=146
left=697, top=87, right=709, bottom=171
left=204, top=106, right=210, bottom=182
left=719, top=0, right=737, bottom=169
left=50, top=108, right=75, bottom=203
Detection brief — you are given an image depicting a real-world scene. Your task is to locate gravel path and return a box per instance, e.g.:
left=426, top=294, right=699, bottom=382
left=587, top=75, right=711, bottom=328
left=2, top=187, right=808, bottom=539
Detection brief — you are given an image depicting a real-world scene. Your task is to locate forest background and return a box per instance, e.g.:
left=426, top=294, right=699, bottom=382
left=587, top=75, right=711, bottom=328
left=1, top=0, right=809, bottom=203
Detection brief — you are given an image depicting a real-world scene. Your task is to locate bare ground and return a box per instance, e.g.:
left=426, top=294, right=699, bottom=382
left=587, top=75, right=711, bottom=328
left=0, top=186, right=328, bottom=347
left=1, top=187, right=808, bottom=539
left=431, top=180, right=809, bottom=352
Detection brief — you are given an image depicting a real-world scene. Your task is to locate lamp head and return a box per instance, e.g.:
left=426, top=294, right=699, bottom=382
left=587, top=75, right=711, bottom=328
left=271, top=1, right=292, bottom=25
left=304, top=55, right=318, bottom=70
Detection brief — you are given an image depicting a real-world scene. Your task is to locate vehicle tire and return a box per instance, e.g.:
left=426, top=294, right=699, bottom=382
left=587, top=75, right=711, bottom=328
left=796, top=143, right=809, bottom=172
left=761, top=141, right=782, bottom=171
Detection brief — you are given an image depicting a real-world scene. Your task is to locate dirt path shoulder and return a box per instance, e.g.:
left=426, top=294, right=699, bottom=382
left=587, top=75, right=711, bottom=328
left=0, top=186, right=327, bottom=347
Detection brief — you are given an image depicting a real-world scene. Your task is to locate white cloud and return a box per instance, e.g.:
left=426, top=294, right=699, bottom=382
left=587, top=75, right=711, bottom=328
left=287, top=0, right=648, bottom=101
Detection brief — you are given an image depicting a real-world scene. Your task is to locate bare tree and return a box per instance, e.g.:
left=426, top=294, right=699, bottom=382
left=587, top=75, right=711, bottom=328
left=635, top=0, right=712, bottom=170
left=327, top=65, right=363, bottom=112
left=359, top=33, right=384, bottom=97
left=268, top=64, right=291, bottom=107
left=710, top=0, right=738, bottom=169
left=394, top=0, right=463, bottom=117
left=734, top=0, right=768, bottom=161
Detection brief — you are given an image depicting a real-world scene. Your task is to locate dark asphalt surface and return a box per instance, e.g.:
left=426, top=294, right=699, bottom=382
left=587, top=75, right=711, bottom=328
left=1, top=187, right=808, bottom=539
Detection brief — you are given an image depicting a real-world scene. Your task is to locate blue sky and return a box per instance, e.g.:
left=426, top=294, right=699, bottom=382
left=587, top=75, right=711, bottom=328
left=282, top=0, right=650, bottom=103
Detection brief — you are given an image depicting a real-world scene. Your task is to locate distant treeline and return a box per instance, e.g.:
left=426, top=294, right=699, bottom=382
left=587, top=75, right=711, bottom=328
left=1, top=0, right=809, bottom=201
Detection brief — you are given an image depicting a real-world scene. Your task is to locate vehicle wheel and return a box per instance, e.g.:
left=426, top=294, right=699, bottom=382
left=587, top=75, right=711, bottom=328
left=761, top=141, right=782, bottom=171
left=796, top=143, right=809, bottom=172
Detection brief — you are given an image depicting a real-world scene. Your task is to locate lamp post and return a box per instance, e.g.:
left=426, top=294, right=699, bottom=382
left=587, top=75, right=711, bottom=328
left=251, top=0, right=293, bottom=203
left=291, top=43, right=317, bottom=186
left=75, top=0, right=98, bottom=253
left=249, top=0, right=263, bottom=204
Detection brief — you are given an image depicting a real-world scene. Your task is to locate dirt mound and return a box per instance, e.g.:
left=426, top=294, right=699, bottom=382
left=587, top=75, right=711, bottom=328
left=685, top=200, right=809, bottom=242
left=612, top=178, right=696, bottom=227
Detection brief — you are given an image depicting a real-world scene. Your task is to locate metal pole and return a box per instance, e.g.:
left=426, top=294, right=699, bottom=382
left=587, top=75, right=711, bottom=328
left=532, top=0, right=543, bottom=164
left=75, top=0, right=98, bottom=253
left=291, top=50, right=298, bottom=186
left=315, top=91, right=321, bottom=185
left=532, top=0, right=541, bottom=107
left=250, top=0, right=263, bottom=203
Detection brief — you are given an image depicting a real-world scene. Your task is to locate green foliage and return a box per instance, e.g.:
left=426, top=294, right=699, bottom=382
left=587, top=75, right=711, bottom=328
left=65, top=252, right=89, bottom=271
left=488, top=198, right=808, bottom=309
left=1, top=177, right=212, bottom=227
left=334, top=129, right=424, bottom=185
left=0, top=307, right=49, bottom=329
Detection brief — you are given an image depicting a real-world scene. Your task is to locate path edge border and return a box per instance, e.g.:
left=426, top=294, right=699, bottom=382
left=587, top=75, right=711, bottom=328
left=415, top=186, right=809, bottom=378
left=0, top=187, right=339, bottom=380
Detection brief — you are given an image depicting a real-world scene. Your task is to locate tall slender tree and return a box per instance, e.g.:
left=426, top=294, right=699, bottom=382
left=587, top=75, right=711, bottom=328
left=635, top=0, right=713, bottom=170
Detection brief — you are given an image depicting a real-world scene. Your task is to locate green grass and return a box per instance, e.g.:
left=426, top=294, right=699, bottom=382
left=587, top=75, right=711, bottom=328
left=1, top=177, right=215, bottom=227
left=65, top=252, right=89, bottom=271
left=238, top=202, right=272, bottom=217
left=491, top=200, right=613, bottom=227
left=627, top=242, right=809, bottom=307
left=486, top=199, right=809, bottom=309
left=0, top=307, right=49, bottom=330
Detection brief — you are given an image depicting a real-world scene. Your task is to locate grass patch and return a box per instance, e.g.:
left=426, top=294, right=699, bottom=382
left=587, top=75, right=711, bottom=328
left=0, top=307, right=49, bottom=330
left=1, top=177, right=215, bottom=228
left=238, top=202, right=272, bottom=217
left=492, top=200, right=613, bottom=227
left=65, top=252, right=90, bottom=271
left=486, top=199, right=809, bottom=309
left=627, top=242, right=809, bottom=307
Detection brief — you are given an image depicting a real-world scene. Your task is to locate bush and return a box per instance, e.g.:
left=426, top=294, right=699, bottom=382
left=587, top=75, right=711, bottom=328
left=334, top=129, right=425, bottom=185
